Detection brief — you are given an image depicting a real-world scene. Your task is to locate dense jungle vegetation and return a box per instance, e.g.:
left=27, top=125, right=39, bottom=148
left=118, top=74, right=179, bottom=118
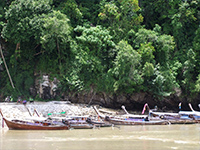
left=0, top=0, right=200, bottom=103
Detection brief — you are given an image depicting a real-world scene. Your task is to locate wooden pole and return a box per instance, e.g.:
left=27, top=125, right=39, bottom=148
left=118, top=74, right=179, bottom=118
left=24, top=105, right=32, bottom=117
left=0, top=109, right=4, bottom=128
left=34, top=109, right=40, bottom=117
left=0, top=43, right=15, bottom=89
left=121, top=105, right=129, bottom=114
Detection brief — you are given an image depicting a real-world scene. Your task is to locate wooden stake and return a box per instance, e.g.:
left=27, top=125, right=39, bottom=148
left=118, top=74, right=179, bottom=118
left=0, top=109, right=4, bottom=128
left=2, top=117, right=4, bottom=128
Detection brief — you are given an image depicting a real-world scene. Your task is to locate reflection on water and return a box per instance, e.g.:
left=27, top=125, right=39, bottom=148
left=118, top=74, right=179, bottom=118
left=0, top=125, right=200, bottom=150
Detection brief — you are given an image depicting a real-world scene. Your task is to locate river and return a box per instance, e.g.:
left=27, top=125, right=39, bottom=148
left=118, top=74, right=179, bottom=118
left=0, top=124, right=200, bottom=150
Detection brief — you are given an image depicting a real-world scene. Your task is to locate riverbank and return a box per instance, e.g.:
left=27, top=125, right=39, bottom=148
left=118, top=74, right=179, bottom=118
left=0, top=101, right=103, bottom=127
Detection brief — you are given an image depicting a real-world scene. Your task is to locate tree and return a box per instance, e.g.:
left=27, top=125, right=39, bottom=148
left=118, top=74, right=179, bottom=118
left=140, top=0, right=181, bottom=31
left=39, top=10, right=72, bottom=73
left=134, top=26, right=175, bottom=66
left=171, top=1, right=198, bottom=50
left=112, top=40, right=143, bottom=93
left=138, top=42, right=155, bottom=66
left=76, top=0, right=101, bottom=25
left=133, top=25, right=177, bottom=97
left=182, top=49, right=196, bottom=96
left=98, top=0, right=143, bottom=42
left=2, top=0, right=51, bottom=44
left=1, top=0, right=73, bottom=96
left=56, top=0, right=83, bottom=27
left=1, top=0, right=53, bottom=96
left=69, top=25, right=115, bottom=92
left=74, top=25, right=115, bottom=71
left=193, top=27, right=200, bottom=76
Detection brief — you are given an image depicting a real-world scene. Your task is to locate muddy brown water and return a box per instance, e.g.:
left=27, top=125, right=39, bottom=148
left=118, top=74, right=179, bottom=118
left=0, top=124, right=200, bottom=150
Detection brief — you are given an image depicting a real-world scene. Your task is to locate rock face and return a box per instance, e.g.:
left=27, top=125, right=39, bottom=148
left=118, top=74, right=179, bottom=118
left=1, top=73, right=198, bottom=111
left=33, top=75, right=60, bottom=100
left=63, top=91, right=183, bottom=112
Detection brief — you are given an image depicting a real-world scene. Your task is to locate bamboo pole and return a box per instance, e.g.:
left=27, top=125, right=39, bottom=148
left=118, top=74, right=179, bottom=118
left=0, top=43, right=15, bottom=89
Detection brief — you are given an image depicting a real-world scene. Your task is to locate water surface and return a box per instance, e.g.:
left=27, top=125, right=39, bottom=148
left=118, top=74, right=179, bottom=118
left=0, top=124, right=199, bottom=150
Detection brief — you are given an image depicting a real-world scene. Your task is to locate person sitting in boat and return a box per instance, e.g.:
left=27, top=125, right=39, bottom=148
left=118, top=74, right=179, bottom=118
left=179, top=102, right=182, bottom=110
left=23, top=100, right=27, bottom=105
left=151, top=105, right=158, bottom=112
left=10, top=96, right=13, bottom=102
left=144, top=116, right=149, bottom=121
left=17, top=96, right=22, bottom=104
left=29, top=97, right=34, bottom=103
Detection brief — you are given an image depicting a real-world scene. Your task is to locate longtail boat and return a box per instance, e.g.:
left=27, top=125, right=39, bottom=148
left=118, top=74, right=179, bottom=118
left=69, top=123, right=94, bottom=129
left=93, top=106, right=106, bottom=119
left=93, top=106, right=169, bottom=125
left=92, top=105, right=143, bottom=120
left=121, top=105, right=148, bottom=120
left=104, top=116, right=169, bottom=125
left=63, top=116, right=95, bottom=129
left=0, top=109, right=69, bottom=130
left=178, top=103, right=200, bottom=122
left=142, top=103, right=197, bottom=124
left=86, top=117, right=112, bottom=127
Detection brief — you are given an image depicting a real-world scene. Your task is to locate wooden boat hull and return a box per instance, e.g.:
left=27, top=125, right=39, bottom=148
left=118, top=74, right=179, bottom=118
left=149, top=111, right=198, bottom=124
left=86, top=118, right=112, bottom=127
left=70, top=124, right=94, bottom=129
left=105, top=117, right=169, bottom=125
left=3, top=118, right=69, bottom=130
left=63, top=119, right=94, bottom=129
left=168, top=119, right=197, bottom=124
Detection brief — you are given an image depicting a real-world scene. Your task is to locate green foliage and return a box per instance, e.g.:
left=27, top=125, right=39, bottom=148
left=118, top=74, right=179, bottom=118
left=134, top=28, right=158, bottom=48
left=2, top=0, right=52, bottom=43
left=140, top=0, right=181, bottom=31
left=182, top=49, right=196, bottom=95
left=151, top=66, right=166, bottom=96
left=193, top=27, right=200, bottom=75
left=149, top=64, right=178, bottom=98
left=40, top=10, right=71, bottom=53
left=56, top=0, right=83, bottom=27
left=134, top=26, right=175, bottom=66
left=75, top=25, right=115, bottom=69
left=194, top=74, right=200, bottom=93
left=14, top=70, right=34, bottom=96
left=65, top=72, right=84, bottom=92
left=98, top=2, right=119, bottom=23
left=116, top=0, right=143, bottom=26
left=136, top=25, right=178, bottom=97
left=0, top=58, right=2, bottom=65
left=98, top=0, right=143, bottom=42
left=112, top=40, right=143, bottom=93
left=1, top=0, right=73, bottom=98
left=76, top=0, right=100, bottom=24
left=142, top=62, right=154, bottom=77
left=0, top=0, right=7, bottom=31
left=171, top=1, right=198, bottom=50
left=138, top=42, right=155, bottom=65
left=64, top=25, right=116, bottom=92
left=1, top=0, right=200, bottom=102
